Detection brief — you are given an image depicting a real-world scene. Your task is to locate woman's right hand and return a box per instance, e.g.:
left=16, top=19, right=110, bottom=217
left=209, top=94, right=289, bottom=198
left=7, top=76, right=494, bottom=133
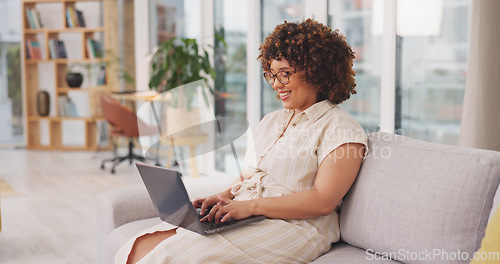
left=192, top=195, right=219, bottom=216
left=192, top=177, right=242, bottom=217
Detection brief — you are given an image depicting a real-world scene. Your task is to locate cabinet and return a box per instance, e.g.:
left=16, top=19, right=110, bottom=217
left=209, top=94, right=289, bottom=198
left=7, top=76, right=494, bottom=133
left=22, top=0, right=111, bottom=150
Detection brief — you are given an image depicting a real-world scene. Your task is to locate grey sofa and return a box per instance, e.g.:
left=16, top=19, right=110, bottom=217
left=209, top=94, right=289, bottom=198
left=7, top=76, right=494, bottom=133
left=96, top=132, right=500, bottom=263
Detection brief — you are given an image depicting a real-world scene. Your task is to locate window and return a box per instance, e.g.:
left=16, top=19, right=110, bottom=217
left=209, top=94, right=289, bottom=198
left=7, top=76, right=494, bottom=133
left=397, top=0, right=470, bottom=144
left=328, top=0, right=470, bottom=144
left=328, top=0, right=382, bottom=132
left=214, top=0, right=249, bottom=174
left=261, top=0, right=306, bottom=116
left=0, top=0, right=23, bottom=146
left=152, top=0, right=200, bottom=47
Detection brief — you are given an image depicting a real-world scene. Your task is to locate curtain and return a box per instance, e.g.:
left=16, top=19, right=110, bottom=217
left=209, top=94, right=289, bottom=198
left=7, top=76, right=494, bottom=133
left=458, top=0, right=500, bottom=151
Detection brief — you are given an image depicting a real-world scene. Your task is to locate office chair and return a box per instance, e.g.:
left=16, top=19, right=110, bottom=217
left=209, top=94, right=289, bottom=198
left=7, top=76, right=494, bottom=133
left=100, top=95, right=158, bottom=174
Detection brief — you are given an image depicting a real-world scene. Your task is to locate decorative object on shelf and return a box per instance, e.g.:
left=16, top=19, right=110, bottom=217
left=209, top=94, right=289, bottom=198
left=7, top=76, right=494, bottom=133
left=37, top=90, right=50, bottom=116
left=66, top=72, right=83, bottom=88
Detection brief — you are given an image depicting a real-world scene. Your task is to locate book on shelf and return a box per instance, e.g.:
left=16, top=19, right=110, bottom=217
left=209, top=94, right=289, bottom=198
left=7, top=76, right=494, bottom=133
left=57, top=96, right=78, bottom=117
left=25, top=8, right=36, bottom=29
left=57, top=96, right=67, bottom=117
left=93, top=41, right=103, bottom=58
left=86, top=38, right=103, bottom=59
left=48, top=39, right=68, bottom=59
left=26, top=39, right=42, bottom=59
left=48, top=39, right=56, bottom=59
left=65, top=7, right=73, bottom=28
left=76, top=10, right=86, bottom=27
left=31, top=41, right=42, bottom=59
left=97, top=65, right=107, bottom=85
left=68, top=98, right=78, bottom=117
left=26, top=40, right=32, bottom=59
left=66, top=6, right=86, bottom=28
left=56, top=40, right=68, bottom=59
left=25, top=7, right=43, bottom=29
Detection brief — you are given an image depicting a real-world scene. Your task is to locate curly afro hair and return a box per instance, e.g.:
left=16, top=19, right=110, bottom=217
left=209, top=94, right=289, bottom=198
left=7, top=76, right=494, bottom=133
left=258, top=19, right=357, bottom=104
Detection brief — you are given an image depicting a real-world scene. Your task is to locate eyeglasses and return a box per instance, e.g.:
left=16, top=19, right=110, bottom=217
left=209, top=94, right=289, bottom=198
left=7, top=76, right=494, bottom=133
left=263, top=69, right=296, bottom=85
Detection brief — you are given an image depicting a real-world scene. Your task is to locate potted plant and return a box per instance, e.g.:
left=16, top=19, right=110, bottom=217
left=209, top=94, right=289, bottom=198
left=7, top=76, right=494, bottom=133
left=148, top=37, right=217, bottom=136
left=148, top=37, right=216, bottom=110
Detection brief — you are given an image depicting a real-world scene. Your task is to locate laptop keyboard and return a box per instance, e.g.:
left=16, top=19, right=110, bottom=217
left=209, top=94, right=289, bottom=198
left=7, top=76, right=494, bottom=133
left=196, top=208, right=236, bottom=231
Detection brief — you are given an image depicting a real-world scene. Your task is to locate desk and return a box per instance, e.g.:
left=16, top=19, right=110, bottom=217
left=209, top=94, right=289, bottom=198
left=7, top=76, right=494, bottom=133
left=109, top=90, right=160, bottom=101
left=110, top=91, right=207, bottom=177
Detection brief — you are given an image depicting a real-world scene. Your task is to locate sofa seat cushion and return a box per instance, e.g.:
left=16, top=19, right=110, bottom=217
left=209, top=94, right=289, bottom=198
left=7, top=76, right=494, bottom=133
left=106, top=217, right=163, bottom=262
left=311, top=242, right=400, bottom=264
left=340, top=132, right=500, bottom=264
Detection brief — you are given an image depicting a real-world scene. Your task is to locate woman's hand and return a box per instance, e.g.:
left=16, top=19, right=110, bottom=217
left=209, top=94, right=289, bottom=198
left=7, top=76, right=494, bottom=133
left=201, top=196, right=254, bottom=224
left=192, top=195, right=219, bottom=216
left=192, top=187, right=236, bottom=216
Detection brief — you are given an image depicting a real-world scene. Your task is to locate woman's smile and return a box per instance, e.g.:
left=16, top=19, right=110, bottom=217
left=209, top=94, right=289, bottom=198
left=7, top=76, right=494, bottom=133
left=278, top=90, right=292, bottom=101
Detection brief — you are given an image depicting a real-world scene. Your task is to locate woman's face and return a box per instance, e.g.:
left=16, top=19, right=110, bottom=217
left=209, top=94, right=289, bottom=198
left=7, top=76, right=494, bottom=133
left=268, top=58, right=318, bottom=112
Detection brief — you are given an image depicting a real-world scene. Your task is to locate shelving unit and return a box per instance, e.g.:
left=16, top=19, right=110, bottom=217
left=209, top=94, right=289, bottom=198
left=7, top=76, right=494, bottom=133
left=22, top=0, right=111, bottom=150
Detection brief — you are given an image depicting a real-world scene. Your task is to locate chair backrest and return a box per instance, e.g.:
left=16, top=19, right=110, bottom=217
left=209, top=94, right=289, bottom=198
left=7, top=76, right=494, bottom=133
left=100, top=95, right=152, bottom=138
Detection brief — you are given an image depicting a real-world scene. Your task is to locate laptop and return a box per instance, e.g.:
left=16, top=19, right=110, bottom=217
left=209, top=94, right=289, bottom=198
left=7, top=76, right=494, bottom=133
left=135, top=163, right=266, bottom=235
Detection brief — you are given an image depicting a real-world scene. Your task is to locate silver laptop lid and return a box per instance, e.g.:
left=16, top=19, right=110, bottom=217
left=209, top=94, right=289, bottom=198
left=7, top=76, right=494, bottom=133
left=135, top=163, right=205, bottom=234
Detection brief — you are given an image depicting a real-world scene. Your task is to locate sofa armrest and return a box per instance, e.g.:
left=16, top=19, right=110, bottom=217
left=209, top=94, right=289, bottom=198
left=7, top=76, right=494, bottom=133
left=96, top=185, right=156, bottom=236
left=96, top=185, right=155, bottom=258
left=96, top=176, right=231, bottom=263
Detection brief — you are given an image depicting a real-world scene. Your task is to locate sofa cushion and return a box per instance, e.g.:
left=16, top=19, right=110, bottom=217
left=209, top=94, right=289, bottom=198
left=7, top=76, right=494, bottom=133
left=340, top=132, right=500, bottom=264
left=311, top=242, right=400, bottom=264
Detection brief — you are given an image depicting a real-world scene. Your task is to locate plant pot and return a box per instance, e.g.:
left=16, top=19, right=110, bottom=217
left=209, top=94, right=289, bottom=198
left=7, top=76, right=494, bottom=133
left=66, top=72, right=83, bottom=88
left=37, top=90, right=50, bottom=116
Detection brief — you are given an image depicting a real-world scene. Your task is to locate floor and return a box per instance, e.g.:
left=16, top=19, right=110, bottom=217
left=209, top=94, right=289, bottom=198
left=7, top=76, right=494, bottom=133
left=0, top=148, right=144, bottom=264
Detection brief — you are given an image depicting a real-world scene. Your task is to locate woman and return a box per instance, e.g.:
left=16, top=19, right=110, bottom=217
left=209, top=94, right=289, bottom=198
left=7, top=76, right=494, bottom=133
left=117, top=19, right=368, bottom=264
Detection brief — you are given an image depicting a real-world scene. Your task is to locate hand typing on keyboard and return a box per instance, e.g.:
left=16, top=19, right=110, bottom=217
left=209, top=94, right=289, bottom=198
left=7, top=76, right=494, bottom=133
left=196, top=196, right=254, bottom=224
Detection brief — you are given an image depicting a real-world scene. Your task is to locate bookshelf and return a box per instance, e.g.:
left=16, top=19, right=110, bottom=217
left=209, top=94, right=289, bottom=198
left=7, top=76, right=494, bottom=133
left=22, top=0, right=111, bottom=150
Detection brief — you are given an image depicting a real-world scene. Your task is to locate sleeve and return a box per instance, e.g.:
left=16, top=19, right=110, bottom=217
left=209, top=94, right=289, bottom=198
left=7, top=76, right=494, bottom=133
left=316, top=117, right=368, bottom=167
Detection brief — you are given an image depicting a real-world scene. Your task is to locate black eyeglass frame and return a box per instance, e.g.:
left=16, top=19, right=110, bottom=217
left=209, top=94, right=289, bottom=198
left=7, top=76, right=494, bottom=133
left=262, top=69, right=297, bottom=85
